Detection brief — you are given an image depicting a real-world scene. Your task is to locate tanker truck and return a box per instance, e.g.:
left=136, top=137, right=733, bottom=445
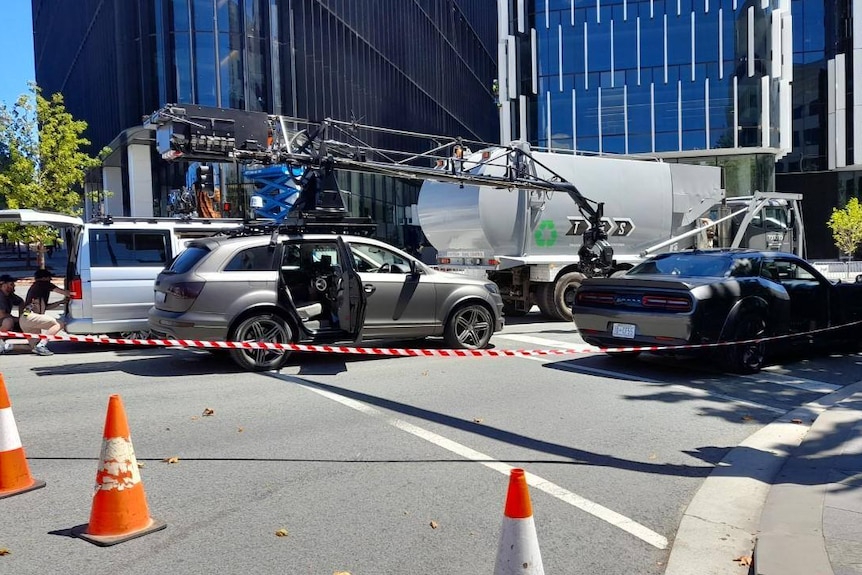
left=417, top=146, right=803, bottom=321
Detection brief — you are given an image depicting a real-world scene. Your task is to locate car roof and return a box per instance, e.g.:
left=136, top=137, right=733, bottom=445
left=187, top=233, right=392, bottom=249
left=651, top=248, right=799, bottom=259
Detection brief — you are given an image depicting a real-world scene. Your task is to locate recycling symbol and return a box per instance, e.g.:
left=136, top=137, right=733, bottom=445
left=534, top=220, right=557, bottom=247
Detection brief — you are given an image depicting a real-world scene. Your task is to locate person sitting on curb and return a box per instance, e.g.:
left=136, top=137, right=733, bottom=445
left=18, top=269, right=72, bottom=356
left=0, top=274, right=24, bottom=353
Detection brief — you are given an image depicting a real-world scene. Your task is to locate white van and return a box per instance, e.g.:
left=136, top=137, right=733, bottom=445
left=0, top=209, right=243, bottom=337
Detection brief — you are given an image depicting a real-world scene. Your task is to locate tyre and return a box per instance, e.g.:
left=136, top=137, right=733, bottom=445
left=444, top=303, right=494, bottom=349
left=722, top=312, right=768, bottom=374
left=228, top=313, right=295, bottom=371
left=551, top=272, right=586, bottom=322
left=535, top=283, right=557, bottom=319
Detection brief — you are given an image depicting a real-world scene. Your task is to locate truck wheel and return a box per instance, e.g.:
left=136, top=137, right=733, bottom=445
left=721, top=312, right=767, bottom=374
left=551, top=272, right=586, bottom=322
left=535, top=284, right=557, bottom=319
left=444, top=303, right=494, bottom=349
left=228, top=313, right=295, bottom=371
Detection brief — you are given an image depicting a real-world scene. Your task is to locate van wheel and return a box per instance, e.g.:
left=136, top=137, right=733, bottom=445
left=722, top=312, right=767, bottom=374
left=119, top=330, right=156, bottom=340
left=229, top=314, right=295, bottom=371
left=551, top=272, right=585, bottom=322
left=444, top=303, right=493, bottom=349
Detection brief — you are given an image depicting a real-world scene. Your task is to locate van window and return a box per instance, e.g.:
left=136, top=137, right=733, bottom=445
left=89, top=230, right=170, bottom=267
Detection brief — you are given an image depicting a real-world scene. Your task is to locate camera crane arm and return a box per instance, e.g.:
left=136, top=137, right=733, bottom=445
left=146, top=105, right=614, bottom=275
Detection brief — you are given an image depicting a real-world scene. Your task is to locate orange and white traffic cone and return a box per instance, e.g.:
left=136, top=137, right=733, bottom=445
left=75, top=394, right=165, bottom=546
left=494, top=468, right=545, bottom=575
left=0, top=373, right=46, bottom=499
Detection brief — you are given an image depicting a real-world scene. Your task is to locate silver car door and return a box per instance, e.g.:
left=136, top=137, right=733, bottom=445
left=335, top=236, right=365, bottom=338
left=348, top=240, right=438, bottom=338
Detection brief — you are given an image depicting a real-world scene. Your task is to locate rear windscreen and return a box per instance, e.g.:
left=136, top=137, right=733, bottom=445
left=167, top=246, right=210, bottom=274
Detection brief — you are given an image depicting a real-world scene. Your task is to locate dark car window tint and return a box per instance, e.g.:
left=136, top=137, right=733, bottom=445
left=89, top=229, right=170, bottom=267
left=225, top=245, right=274, bottom=271
left=168, top=246, right=209, bottom=273
left=629, top=254, right=733, bottom=277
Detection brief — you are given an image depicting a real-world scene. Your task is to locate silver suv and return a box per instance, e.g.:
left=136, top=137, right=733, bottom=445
left=148, top=232, right=504, bottom=370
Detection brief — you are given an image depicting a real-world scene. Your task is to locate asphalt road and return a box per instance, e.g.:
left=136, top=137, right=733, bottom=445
left=2, top=312, right=861, bottom=575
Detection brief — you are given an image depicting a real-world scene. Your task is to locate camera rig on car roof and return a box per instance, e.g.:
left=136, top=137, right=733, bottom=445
left=146, top=104, right=614, bottom=275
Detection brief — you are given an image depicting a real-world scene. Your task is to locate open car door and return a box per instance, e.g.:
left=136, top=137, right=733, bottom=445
left=0, top=208, right=84, bottom=284
left=335, top=236, right=366, bottom=340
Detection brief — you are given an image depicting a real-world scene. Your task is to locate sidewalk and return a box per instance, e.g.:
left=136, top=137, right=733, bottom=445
left=666, top=380, right=862, bottom=575
left=753, top=387, right=862, bottom=574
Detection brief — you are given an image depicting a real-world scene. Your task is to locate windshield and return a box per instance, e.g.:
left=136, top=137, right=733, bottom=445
left=628, top=253, right=754, bottom=278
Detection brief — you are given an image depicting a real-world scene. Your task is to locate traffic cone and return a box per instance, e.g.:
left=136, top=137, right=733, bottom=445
left=494, top=468, right=545, bottom=575
left=75, top=394, right=165, bottom=546
left=0, top=373, right=46, bottom=499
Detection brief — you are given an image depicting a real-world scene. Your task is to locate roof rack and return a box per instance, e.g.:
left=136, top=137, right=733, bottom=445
left=234, top=215, right=378, bottom=238
left=88, top=214, right=244, bottom=226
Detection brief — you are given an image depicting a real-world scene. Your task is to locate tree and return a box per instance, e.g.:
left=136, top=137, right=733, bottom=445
left=827, top=197, right=862, bottom=277
left=0, top=84, right=107, bottom=267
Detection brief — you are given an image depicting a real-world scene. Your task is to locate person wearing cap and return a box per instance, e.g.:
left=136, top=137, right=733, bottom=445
left=0, top=274, right=24, bottom=353
left=18, top=269, right=72, bottom=356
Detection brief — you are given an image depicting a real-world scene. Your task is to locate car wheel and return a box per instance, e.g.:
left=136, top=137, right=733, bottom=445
left=444, top=303, right=494, bottom=349
left=551, top=272, right=585, bottom=323
left=228, top=314, right=295, bottom=371
left=723, top=312, right=767, bottom=374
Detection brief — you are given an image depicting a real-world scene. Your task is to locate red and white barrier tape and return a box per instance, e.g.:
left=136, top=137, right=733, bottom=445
left=2, top=320, right=860, bottom=357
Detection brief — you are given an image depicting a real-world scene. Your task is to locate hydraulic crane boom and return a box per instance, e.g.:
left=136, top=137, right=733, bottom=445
left=146, top=104, right=614, bottom=275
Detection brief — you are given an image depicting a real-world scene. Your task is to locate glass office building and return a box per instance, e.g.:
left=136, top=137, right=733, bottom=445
left=498, top=0, right=860, bottom=257
left=31, top=0, right=498, bottom=248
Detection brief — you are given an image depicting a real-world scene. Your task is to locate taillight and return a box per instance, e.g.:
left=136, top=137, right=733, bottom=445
left=576, top=291, right=615, bottom=305
left=69, top=278, right=82, bottom=300
left=641, top=295, right=692, bottom=311
left=167, top=282, right=205, bottom=300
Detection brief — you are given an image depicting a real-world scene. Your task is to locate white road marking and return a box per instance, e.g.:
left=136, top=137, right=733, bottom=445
left=495, top=333, right=600, bottom=350
left=741, top=372, right=841, bottom=393
left=294, top=379, right=669, bottom=550
left=546, top=360, right=785, bottom=413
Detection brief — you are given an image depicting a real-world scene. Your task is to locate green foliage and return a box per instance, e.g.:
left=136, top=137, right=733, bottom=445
left=827, top=197, right=862, bottom=259
left=0, top=84, right=108, bottom=250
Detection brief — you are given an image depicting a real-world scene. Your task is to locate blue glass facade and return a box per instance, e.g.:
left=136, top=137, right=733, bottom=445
left=526, top=0, right=788, bottom=156
left=499, top=0, right=861, bottom=257
left=31, top=0, right=499, bottom=247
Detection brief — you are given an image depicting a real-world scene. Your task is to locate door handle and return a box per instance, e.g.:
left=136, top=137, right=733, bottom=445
left=363, top=284, right=376, bottom=294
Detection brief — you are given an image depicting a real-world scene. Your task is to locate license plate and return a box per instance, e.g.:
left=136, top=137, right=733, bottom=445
left=612, top=323, right=636, bottom=339
left=155, top=291, right=166, bottom=303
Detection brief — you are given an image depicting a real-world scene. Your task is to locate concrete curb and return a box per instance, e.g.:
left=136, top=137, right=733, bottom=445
left=753, top=389, right=862, bottom=575
left=665, top=381, right=862, bottom=575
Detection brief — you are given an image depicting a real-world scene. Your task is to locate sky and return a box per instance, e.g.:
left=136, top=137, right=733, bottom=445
left=0, top=1, right=35, bottom=107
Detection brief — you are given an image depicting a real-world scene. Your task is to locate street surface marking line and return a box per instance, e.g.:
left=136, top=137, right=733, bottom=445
left=297, top=380, right=668, bottom=550
left=495, top=333, right=600, bottom=350
left=550, top=363, right=785, bottom=413
left=739, top=372, right=841, bottom=393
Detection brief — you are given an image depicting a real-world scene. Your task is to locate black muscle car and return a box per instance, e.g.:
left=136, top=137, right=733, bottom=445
left=572, top=250, right=862, bottom=373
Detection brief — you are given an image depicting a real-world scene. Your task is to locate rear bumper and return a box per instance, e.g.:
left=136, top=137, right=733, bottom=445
left=147, top=308, right=229, bottom=341
left=574, top=309, right=695, bottom=349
